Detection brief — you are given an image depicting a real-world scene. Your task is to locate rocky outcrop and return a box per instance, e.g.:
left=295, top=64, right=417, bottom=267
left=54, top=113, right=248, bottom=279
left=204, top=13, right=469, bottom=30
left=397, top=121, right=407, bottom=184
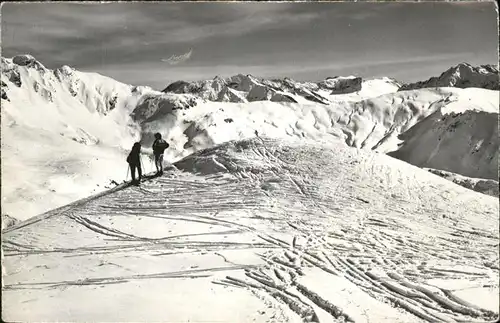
left=2, top=58, right=22, bottom=88
left=319, top=76, right=363, bottom=94
left=12, top=54, right=38, bottom=66
left=131, top=93, right=198, bottom=123
left=227, top=74, right=261, bottom=92
left=270, top=92, right=298, bottom=103
left=217, top=87, right=247, bottom=103
left=1, top=80, right=9, bottom=101
left=247, top=83, right=274, bottom=101
left=162, top=80, right=192, bottom=93
left=12, top=54, right=48, bottom=74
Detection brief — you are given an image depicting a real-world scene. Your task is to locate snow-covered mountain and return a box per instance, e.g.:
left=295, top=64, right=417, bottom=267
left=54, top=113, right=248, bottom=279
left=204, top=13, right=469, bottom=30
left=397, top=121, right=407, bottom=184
left=1, top=54, right=161, bottom=220
left=162, top=73, right=399, bottom=105
left=1, top=55, right=498, bottom=222
left=400, top=62, right=499, bottom=91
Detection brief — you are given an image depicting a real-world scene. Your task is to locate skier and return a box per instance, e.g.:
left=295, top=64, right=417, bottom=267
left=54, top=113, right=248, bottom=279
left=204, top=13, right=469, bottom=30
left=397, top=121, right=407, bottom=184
left=152, top=133, right=169, bottom=175
left=127, top=142, right=142, bottom=185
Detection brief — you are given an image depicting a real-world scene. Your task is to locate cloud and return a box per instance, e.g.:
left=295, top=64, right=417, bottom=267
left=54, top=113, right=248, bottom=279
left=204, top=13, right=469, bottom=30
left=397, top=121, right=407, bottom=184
left=0, top=2, right=320, bottom=68
left=1, top=2, right=496, bottom=87
left=161, top=49, right=193, bottom=65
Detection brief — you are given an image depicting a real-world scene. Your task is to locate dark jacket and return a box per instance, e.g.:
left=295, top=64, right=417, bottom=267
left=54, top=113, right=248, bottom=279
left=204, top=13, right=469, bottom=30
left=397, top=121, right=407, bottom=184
left=152, top=138, right=169, bottom=156
left=127, top=143, right=141, bottom=164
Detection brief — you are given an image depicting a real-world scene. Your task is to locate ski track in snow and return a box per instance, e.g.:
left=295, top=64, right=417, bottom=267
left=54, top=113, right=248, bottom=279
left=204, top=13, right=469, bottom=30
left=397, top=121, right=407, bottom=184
left=2, top=138, right=499, bottom=322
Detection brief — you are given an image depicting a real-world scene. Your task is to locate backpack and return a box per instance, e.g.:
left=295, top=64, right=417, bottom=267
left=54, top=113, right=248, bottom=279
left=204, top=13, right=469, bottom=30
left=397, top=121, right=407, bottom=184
left=154, top=139, right=169, bottom=154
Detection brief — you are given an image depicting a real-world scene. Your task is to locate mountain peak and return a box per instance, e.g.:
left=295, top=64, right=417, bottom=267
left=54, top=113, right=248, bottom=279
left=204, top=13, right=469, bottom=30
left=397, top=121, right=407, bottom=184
left=455, top=62, right=473, bottom=68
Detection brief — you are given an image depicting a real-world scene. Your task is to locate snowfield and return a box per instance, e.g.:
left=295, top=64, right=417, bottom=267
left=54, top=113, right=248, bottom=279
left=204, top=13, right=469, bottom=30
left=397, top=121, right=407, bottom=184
left=1, top=55, right=499, bottom=322
left=3, top=138, right=499, bottom=322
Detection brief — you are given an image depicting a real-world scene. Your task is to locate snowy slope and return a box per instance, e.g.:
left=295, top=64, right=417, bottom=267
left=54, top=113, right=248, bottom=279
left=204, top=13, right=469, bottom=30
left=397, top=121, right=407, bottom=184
left=1, top=55, right=163, bottom=220
left=389, top=106, right=498, bottom=180
left=400, top=63, right=499, bottom=91
left=3, top=137, right=498, bottom=322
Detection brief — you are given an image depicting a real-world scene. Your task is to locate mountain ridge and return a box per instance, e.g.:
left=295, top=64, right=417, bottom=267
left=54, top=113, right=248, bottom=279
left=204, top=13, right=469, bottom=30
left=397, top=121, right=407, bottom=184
left=400, top=62, right=499, bottom=91
left=161, top=73, right=367, bottom=105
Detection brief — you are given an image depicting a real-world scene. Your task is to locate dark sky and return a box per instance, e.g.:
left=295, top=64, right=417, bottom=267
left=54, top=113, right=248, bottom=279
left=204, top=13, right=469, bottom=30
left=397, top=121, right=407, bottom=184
left=1, top=1, right=498, bottom=90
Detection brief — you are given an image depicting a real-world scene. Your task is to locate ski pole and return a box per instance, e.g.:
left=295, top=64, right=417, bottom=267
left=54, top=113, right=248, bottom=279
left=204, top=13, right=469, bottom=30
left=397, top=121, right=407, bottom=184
left=126, top=165, right=130, bottom=181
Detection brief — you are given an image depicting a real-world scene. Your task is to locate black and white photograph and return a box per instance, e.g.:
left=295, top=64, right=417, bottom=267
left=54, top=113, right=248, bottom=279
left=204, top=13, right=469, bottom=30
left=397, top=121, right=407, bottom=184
left=1, top=1, right=499, bottom=322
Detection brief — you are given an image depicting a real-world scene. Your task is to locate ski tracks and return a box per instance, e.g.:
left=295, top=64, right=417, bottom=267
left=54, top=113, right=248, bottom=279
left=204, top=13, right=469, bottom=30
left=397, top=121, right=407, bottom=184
left=3, top=138, right=498, bottom=322
left=215, top=140, right=499, bottom=322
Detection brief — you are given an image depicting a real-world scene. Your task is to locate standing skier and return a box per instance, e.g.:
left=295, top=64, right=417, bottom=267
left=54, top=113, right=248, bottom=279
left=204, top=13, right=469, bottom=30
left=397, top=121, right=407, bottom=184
left=127, top=142, right=142, bottom=185
left=152, top=133, right=169, bottom=175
